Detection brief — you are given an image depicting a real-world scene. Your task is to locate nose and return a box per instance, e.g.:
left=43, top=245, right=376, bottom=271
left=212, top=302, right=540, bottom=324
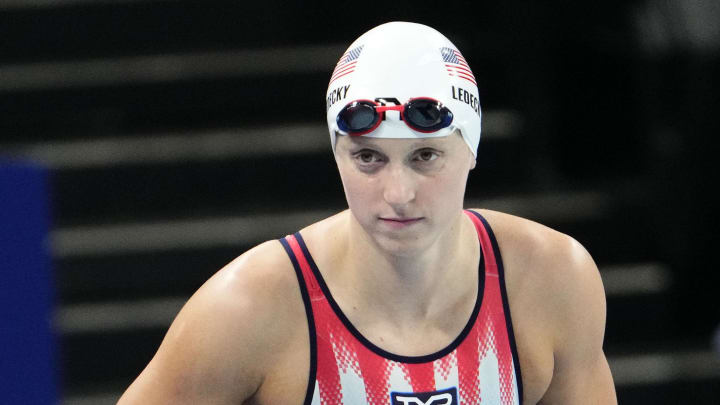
left=382, top=164, right=416, bottom=209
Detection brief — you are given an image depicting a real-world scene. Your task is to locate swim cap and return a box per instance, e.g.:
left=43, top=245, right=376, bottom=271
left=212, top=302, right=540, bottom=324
left=326, top=21, right=481, bottom=156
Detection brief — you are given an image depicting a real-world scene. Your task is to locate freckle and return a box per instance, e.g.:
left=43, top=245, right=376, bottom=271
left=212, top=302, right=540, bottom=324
left=380, top=336, right=384, bottom=342
left=353, top=306, right=357, bottom=310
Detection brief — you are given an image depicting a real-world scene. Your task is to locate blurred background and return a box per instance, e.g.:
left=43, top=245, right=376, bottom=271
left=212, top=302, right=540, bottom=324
left=1, top=0, right=718, bottom=403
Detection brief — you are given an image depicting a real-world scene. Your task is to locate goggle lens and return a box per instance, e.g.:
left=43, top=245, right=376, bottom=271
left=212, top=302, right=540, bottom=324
left=405, top=99, right=447, bottom=130
left=338, top=102, right=377, bottom=132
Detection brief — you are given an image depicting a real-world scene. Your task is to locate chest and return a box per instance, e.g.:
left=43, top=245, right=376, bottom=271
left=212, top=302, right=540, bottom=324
left=254, top=298, right=531, bottom=405
left=252, top=325, right=534, bottom=405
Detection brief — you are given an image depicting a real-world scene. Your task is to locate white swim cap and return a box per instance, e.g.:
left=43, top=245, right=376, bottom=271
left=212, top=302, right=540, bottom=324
left=326, top=21, right=481, bottom=156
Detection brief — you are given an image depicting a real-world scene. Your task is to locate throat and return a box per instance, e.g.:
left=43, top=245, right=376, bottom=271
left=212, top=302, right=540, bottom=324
left=322, top=209, right=481, bottom=343
left=343, top=235, right=479, bottom=327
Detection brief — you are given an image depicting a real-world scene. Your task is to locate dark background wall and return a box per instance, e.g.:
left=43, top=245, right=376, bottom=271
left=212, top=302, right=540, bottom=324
left=1, top=0, right=718, bottom=403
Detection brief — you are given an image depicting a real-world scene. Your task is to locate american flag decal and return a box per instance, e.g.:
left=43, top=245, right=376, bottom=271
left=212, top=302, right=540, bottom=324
left=329, top=45, right=364, bottom=84
left=440, top=47, right=476, bottom=85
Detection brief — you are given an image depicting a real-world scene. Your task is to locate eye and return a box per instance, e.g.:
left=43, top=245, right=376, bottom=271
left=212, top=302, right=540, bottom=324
left=414, top=149, right=439, bottom=162
left=352, top=149, right=384, bottom=165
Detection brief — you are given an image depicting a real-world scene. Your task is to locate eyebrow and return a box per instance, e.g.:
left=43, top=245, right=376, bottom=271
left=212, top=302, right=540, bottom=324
left=347, top=138, right=445, bottom=150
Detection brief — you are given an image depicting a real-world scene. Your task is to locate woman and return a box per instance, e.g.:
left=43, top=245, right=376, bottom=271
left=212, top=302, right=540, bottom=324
left=119, top=22, right=616, bottom=404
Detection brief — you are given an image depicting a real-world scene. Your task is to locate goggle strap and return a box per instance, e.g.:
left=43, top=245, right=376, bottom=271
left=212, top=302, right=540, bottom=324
left=375, top=105, right=404, bottom=113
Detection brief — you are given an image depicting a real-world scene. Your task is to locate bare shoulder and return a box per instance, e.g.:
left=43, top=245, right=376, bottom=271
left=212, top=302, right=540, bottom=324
left=472, top=208, right=601, bottom=301
left=472, top=209, right=615, bottom=403
left=473, top=208, right=605, bottom=330
left=118, top=239, right=304, bottom=405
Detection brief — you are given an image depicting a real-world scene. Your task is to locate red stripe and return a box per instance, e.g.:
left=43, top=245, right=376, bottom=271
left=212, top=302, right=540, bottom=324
left=328, top=69, right=355, bottom=85
left=404, top=362, right=436, bottom=393
left=451, top=71, right=477, bottom=85
left=445, top=64, right=474, bottom=77
left=451, top=64, right=473, bottom=75
left=464, top=212, right=496, bottom=271
left=330, top=65, right=356, bottom=81
left=464, top=213, right=517, bottom=404
left=355, top=343, right=392, bottom=404
left=460, top=210, right=491, bottom=402
left=285, top=235, right=322, bottom=299
left=447, top=70, right=477, bottom=85
left=286, top=235, right=345, bottom=403
left=333, top=59, right=356, bottom=72
left=459, top=76, right=477, bottom=85
left=330, top=62, right=357, bottom=80
left=457, top=317, right=482, bottom=402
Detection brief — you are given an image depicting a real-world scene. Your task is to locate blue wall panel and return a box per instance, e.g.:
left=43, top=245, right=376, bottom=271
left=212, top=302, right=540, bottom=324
left=0, top=160, right=57, bottom=404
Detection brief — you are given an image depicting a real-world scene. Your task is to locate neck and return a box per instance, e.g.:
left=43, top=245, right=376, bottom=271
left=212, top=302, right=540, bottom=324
left=340, top=211, right=478, bottom=323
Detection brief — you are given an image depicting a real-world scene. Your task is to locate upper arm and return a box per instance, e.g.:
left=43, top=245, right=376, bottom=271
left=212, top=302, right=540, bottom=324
left=117, top=240, right=297, bottom=405
left=539, top=237, right=617, bottom=404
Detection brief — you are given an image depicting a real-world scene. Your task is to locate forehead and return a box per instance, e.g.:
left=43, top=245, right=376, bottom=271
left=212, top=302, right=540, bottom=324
left=337, top=131, right=463, bottom=151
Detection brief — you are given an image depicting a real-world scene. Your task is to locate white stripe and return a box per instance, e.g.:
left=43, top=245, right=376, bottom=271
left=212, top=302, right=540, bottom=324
left=478, top=349, right=502, bottom=404
left=388, top=362, right=413, bottom=395
left=333, top=336, right=369, bottom=403
left=433, top=351, right=459, bottom=393
left=310, top=380, right=321, bottom=405
left=0, top=45, right=345, bottom=91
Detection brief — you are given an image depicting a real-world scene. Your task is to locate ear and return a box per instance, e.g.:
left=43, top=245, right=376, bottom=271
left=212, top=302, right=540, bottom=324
left=467, top=147, right=477, bottom=170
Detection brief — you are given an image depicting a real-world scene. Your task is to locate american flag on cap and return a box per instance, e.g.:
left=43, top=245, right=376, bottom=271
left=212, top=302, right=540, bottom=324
left=440, top=47, right=476, bottom=85
left=329, top=45, right=364, bottom=85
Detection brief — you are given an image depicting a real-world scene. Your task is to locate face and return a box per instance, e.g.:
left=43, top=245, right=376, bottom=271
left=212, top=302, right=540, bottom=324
left=335, top=131, right=476, bottom=256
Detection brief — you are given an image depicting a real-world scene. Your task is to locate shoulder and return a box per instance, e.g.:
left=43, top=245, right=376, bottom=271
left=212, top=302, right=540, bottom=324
left=119, top=239, right=304, bottom=404
left=180, top=238, right=305, bottom=364
left=187, top=239, right=303, bottom=337
left=471, top=208, right=606, bottom=340
left=471, top=209, right=614, bottom=401
left=471, top=208, right=598, bottom=286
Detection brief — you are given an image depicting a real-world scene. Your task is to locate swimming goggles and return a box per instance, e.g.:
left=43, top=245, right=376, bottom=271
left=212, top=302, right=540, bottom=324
left=336, top=97, right=454, bottom=136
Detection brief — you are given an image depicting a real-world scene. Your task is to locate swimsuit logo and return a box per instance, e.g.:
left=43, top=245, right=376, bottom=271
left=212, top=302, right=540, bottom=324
left=391, top=387, right=458, bottom=405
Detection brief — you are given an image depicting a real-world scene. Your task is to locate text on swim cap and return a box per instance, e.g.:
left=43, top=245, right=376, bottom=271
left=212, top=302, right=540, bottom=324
left=451, top=86, right=481, bottom=117
left=326, top=84, right=351, bottom=112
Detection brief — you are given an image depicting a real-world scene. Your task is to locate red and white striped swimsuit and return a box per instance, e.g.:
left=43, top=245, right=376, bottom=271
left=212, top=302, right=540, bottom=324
left=279, top=210, right=522, bottom=405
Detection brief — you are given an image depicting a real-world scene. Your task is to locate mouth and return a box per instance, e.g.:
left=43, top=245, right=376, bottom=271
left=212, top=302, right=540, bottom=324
left=379, top=217, right=424, bottom=227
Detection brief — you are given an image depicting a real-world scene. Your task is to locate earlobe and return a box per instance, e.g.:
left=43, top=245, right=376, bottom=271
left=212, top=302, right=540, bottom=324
left=469, top=157, right=477, bottom=170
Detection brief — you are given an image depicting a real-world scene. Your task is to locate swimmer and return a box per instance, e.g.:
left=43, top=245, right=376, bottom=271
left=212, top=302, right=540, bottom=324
left=118, top=21, right=616, bottom=404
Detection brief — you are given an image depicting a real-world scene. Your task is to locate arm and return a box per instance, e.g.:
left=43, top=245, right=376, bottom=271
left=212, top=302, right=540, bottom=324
left=117, top=241, right=298, bottom=404
left=539, top=236, right=617, bottom=404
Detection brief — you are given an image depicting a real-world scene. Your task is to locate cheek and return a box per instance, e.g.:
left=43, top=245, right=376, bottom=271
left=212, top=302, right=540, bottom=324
left=338, top=167, right=377, bottom=210
left=416, top=170, right=469, bottom=217
left=424, top=166, right=469, bottom=200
